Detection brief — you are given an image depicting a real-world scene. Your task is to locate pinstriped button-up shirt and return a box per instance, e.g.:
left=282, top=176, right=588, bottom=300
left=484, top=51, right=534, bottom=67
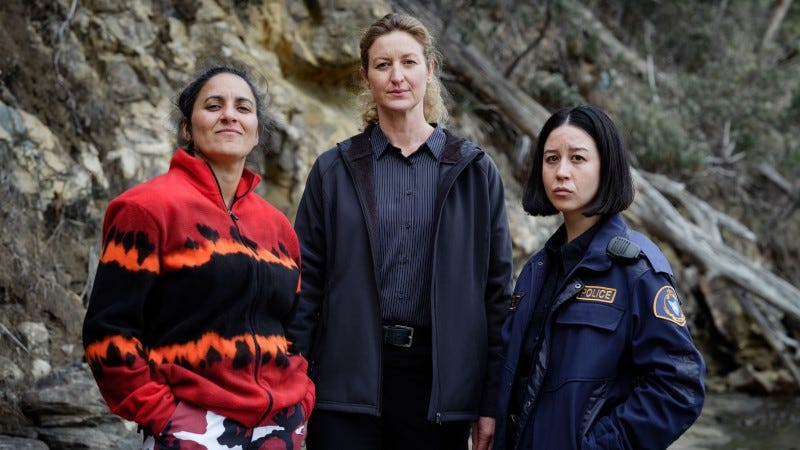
left=371, top=124, right=446, bottom=328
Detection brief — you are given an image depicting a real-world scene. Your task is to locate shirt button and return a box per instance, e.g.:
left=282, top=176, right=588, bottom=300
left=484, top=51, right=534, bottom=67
left=404, top=222, right=411, bottom=229
left=574, top=283, right=582, bottom=289
left=405, top=190, right=412, bottom=196
left=523, top=401, right=532, bottom=410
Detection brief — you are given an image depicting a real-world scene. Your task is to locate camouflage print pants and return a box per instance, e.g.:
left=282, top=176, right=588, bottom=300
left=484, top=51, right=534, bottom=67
left=142, top=401, right=306, bottom=450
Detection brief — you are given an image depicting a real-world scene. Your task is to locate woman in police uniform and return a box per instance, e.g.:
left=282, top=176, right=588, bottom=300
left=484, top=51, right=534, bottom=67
left=495, top=105, right=705, bottom=450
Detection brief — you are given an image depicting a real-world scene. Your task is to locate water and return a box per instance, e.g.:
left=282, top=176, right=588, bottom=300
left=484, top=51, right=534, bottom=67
left=671, top=392, right=800, bottom=450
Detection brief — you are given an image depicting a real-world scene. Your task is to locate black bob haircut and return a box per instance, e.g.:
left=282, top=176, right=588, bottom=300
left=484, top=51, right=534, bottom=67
left=522, top=104, right=635, bottom=217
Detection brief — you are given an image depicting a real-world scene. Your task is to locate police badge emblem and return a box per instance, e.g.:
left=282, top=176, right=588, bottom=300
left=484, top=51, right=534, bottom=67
left=653, top=286, right=686, bottom=326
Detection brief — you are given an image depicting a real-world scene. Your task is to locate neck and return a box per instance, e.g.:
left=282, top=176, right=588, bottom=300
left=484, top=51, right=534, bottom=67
left=377, top=111, right=434, bottom=157
left=562, top=212, right=601, bottom=243
left=213, top=166, right=243, bottom=208
left=192, top=151, right=245, bottom=208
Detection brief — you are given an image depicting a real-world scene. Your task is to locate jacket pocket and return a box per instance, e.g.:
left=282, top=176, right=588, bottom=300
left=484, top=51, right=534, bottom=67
left=308, top=293, right=329, bottom=379
left=555, top=302, right=624, bottom=331
left=157, top=400, right=206, bottom=439
left=579, top=382, right=609, bottom=439
left=544, top=303, right=625, bottom=390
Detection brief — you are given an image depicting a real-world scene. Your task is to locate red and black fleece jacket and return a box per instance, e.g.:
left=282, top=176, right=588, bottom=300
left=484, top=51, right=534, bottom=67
left=82, top=148, right=314, bottom=435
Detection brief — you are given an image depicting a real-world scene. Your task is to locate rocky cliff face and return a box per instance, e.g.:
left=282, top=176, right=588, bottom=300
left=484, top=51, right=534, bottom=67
left=0, top=0, right=797, bottom=448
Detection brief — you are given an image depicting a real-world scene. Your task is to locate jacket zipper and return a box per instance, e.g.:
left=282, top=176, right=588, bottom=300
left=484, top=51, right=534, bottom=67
left=428, top=149, right=483, bottom=422
left=205, top=161, right=273, bottom=421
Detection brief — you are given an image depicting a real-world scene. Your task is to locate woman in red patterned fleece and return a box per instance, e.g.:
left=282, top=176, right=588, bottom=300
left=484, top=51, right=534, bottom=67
left=82, top=66, right=314, bottom=450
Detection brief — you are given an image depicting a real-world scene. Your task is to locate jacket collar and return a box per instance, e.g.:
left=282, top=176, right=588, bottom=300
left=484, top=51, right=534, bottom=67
left=171, top=148, right=260, bottom=204
left=577, top=213, right=628, bottom=272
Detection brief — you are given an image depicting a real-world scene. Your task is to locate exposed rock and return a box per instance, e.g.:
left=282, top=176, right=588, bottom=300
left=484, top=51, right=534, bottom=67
left=0, top=436, right=49, bottom=450
left=18, top=364, right=139, bottom=449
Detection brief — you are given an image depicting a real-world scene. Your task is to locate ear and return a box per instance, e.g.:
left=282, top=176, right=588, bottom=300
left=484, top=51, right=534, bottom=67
left=427, top=60, right=435, bottom=83
left=181, top=119, right=191, bottom=143
left=360, top=67, right=369, bottom=86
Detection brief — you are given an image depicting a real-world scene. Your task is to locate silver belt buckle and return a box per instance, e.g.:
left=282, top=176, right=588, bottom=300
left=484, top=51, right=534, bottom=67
left=396, top=324, right=414, bottom=347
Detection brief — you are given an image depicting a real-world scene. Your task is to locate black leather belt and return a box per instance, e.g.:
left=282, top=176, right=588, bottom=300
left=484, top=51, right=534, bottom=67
left=383, top=324, right=414, bottom=348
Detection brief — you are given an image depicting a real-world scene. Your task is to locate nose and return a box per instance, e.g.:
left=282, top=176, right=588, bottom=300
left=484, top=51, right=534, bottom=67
left=555, top=160, right=570, bottom=179
left=389, top=63, right=404, bottom=83
left=220, top=104, right=238, bottom=122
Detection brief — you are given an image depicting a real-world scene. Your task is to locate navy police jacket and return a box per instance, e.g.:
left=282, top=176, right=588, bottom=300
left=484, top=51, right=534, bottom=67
left=495, top=214, right=705, bottom=450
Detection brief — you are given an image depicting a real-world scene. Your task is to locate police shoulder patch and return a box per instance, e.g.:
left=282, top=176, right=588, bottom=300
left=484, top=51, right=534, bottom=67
left=653, top=286, right=686, bottom=326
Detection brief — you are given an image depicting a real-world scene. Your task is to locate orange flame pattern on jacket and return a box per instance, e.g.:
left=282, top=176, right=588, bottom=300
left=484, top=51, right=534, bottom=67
left=163, top=238, right=297, bottom=271
left=99, top=236, right=297, bottom=274
left=85, top=332, right=290, bottom=369
left=99, top=240, right=160, bottom=273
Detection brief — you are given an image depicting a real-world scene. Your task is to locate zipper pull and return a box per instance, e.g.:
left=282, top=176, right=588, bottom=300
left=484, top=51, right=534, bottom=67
left=229, top=209, right=239, bottom=221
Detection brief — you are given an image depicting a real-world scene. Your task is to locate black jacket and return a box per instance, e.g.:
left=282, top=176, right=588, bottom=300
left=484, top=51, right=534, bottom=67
left=288, top=126, right=513, bottom=421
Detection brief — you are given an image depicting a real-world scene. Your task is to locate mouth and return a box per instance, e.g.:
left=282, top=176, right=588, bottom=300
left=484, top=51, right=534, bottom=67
left=551, top=187, right=572, bottom=195
left=216, top=129, right=241, bottom=135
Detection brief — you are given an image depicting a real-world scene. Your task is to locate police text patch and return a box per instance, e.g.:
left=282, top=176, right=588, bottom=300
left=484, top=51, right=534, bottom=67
left=653, top=286, right=686, bottom=326
left=576, top=286, right=617, bottom=304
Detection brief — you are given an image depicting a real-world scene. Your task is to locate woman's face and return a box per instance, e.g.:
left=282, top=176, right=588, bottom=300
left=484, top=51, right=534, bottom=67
left=361, top=31, right=433, bottom=120
left=542, top=124, right=601, bottom=219
left=183, top=73, right=259, bottom=164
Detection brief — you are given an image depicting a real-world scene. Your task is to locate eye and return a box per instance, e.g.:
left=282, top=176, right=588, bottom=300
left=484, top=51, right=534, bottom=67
left=375, top=62, right=390, bottom=69
left=544, top=155, right=559, bottom=163
left=206, top=103, right=221, bottom=111
left=403, top=59, right=418, bottom=65
left=237, top=105, right=252, bottom=113
left=571, top=154, right=586, bottom=162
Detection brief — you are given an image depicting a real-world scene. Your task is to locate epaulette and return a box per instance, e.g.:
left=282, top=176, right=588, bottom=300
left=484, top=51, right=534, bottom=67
left=628, top=231, right=674, bottom=276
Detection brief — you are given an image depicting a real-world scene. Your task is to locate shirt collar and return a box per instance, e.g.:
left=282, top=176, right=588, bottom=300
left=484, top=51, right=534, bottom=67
left=544, top=219, right=604, bottom=275
left=370, top=123, right=446, bottom=160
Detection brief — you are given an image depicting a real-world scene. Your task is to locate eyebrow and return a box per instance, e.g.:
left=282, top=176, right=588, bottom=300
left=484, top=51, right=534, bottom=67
left=204, top=95, right=255, bottom=104
left=373, top=53, right=421, bottom=61
left=544, top=147, right=590, bottom=153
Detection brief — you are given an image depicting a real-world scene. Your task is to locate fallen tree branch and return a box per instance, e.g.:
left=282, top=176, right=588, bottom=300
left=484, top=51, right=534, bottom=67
left=758, top=162, right=797, bottom=200
left=630, top=169, right=800, bottom=324
left=738, top=289, right=800, bottom=385
left=760, top=0, right=794, bottom=51
left=0, top=322, right=30, bottom=354
left=646, top=172, right=757, bottom=243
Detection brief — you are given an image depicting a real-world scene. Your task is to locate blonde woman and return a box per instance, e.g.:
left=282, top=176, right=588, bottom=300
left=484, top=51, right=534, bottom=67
left=288, top=12, right=513, bottom=450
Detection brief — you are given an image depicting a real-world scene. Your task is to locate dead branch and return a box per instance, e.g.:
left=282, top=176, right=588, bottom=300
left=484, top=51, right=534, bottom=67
left=738, top=289, right=800, bottom=385
left=504, top=0, right=554, bottom=78
left=646, top=172, right=757, bottom=243
left=630, top=169, right=800, bottom=324
left=761, top=0, right=794, bottom=51
left=758, top=162, right=797, bottom=200
left=559, top=0, right=679, bottom=94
